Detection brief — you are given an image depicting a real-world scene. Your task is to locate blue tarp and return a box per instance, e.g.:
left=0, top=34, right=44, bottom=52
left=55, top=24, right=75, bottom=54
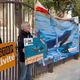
left=35, top=12, right=79, bottom=63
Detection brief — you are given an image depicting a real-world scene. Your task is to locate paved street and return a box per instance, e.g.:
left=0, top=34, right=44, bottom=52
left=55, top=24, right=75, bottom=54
left=35, top=58, right=80, bottom=80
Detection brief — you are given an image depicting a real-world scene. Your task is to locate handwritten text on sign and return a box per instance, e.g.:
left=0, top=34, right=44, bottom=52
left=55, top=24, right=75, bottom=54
left=0, top=42, right=16, bottom=71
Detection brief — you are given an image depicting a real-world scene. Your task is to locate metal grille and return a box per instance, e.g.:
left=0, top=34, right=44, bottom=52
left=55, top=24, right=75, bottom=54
left=0, top=0, right=34, bottom=80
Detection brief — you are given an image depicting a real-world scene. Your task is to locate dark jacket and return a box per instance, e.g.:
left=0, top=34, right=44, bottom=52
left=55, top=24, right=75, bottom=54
left=18, top=30, right=33, bottom=62
left=0, top=38, right=2, bottom=43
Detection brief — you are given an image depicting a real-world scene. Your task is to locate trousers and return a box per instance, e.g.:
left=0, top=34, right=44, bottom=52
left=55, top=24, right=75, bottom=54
left=19, top=62, right=32, bottom=80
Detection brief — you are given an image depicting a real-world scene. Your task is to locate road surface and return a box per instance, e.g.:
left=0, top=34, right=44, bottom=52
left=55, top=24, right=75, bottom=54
left=35, top=58, right=80, bottom=80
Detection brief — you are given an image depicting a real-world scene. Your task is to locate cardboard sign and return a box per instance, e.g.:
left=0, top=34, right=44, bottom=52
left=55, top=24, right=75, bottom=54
left=24, top=38, right=47, bottom=65
left=0, top=42, right=16, bottom=71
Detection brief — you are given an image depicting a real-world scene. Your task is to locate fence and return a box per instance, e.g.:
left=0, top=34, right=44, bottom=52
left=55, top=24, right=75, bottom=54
left=0, top=0, right=34, bottom=80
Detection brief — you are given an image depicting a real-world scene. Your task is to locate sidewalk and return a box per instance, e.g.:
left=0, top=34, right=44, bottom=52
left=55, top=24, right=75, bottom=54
left=35, top=58, right=80, bottom=80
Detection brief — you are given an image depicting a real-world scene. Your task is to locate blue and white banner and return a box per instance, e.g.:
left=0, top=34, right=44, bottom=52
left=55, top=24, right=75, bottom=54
left=35, top=12, right=79, bottom=63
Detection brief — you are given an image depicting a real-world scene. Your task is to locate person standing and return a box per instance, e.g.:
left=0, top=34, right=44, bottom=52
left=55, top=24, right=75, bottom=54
left=18, top=22, right=33, bottom=80
left=0, top=37, right=2, bottom=43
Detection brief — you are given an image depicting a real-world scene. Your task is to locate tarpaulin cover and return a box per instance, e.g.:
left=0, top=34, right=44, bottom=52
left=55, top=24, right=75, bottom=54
left=35, top=12, right=79, bottom=63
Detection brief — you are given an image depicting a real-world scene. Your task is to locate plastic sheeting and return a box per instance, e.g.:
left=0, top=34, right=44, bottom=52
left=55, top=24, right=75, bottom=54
left=35, top=12, right=79, bottom=63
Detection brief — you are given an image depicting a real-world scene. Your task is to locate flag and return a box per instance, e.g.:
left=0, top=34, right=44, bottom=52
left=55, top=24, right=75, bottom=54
left=35, top=0, right=49, bottom=14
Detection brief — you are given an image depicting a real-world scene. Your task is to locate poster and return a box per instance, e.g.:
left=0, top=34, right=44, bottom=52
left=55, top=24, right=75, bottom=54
left=24, top=38, right=47, bottom=65
left=0, top=42, right=16, bottom=71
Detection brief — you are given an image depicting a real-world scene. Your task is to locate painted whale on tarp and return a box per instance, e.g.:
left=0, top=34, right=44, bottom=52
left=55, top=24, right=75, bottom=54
left=35, top=13, right=76, bottom=48
left=35, top=1, right=79, bottom=63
